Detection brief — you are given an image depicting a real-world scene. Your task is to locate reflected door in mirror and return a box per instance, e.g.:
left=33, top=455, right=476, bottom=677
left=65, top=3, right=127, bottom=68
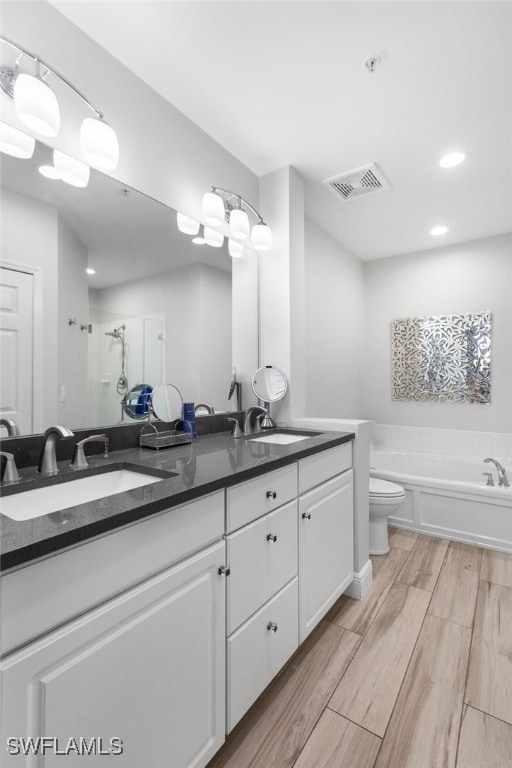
left=0, top=267, right=34, bottom=435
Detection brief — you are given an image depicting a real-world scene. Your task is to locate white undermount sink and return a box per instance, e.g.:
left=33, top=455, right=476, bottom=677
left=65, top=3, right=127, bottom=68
left=249, top=433, right=312, bottom=445
left=0, top=470, right=164, bottom=522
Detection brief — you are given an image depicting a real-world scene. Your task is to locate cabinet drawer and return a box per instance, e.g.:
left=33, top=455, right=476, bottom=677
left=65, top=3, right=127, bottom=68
left=298, top=443, right=352, bottom=494
left=2, top=491, right=224, bottom=656
left=226, top=500, right=298, bottom=634
left=226, top=464, right=298, bottom=532
left=227, top=577, right=298, bottom=732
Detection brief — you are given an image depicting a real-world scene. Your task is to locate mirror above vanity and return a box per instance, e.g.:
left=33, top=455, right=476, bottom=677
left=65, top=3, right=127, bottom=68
left=0, top=138, right=259, bottom=437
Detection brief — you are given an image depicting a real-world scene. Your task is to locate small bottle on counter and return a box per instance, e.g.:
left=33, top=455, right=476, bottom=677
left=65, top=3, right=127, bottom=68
left=182, top=402, right=197, bottom=439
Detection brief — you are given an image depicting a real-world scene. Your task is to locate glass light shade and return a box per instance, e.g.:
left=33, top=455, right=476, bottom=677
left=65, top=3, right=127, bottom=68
left=202, top=191, right=225, bottom=225
left=80, top=117, right=119, bottom=170
left=252, top=222, right=272, bottom=251
left=177, top=212, right=200, bottom=235
left=229, top=207, right=250, bottom=240
left=204, top=226, right=224, bottom=248
left=192, top=236, right=206, bottom=245
left=228, top=239, right=244, bottom=258
left=0, top=122, right=35, bottom=158
left=14, top=73, right=60, bottom=137
left=86, top=268, right=96, bottom=275
left=54, top=149, right=90, bottom=188
left=38, top=165, right=60, bottom=180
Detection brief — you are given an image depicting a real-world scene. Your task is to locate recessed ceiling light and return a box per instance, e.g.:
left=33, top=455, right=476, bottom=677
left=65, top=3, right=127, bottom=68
left=192, top=236, right=206, bottom=245
left=439, top=152, right=466, bottom=168
left=38, top=164, right=60, bottom=179
left=430, top=225, right=449, bottom=236
left=86, top=268, right=96, bottom=275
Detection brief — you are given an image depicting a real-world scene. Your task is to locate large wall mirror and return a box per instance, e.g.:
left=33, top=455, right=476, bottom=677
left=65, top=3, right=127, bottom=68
left=0, top=139, right=259, bottom=436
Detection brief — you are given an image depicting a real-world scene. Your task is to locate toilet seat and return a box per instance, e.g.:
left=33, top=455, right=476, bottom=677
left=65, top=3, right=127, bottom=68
left=370, top=478, right=405, bottom=499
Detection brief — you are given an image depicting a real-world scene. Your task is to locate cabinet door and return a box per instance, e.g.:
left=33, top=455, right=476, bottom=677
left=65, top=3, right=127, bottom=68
left=299, top=471, right=354, bottom=642
left=227, top=577, right=298, bottom=732
left=1, top=542, right=225, bottom=768
left=226, top=500, right=298, bottom=634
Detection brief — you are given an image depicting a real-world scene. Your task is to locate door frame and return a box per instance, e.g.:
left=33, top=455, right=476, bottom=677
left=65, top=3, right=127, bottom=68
left=1, top=260, right=43, bottom=433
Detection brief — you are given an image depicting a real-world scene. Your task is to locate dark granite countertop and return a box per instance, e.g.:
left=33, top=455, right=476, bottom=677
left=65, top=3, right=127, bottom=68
left=0, top=428, right=354, bottom=572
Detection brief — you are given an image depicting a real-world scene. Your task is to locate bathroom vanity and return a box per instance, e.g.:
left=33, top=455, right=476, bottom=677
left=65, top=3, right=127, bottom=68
left=0, top=429, right=354, bottom=768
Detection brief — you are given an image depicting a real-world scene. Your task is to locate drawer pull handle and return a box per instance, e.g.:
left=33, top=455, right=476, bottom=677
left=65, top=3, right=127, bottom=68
left=266, top=533, right=277, bottom=543
left=302, top=512, right=312, bottom=520
left=266, top=491, right=277, bottom=499
left=218, top=566, right=231, bottom=577
left=267, top=621, right=278, bottom=633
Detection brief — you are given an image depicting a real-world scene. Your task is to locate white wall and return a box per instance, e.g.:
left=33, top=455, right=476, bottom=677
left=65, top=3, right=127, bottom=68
left=259, top=166, right=305, bottom=421
left=90, top=263, right=232, bottom=413
left=363, top=233, right=512, bottom=433
left=304, top=217, right=365, bottom=419
left=1, top=188, right=59, bottom=430
left=57, top=214, right=89, bottom=426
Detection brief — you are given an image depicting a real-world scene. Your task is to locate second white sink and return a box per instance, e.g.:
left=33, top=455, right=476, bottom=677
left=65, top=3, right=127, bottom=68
left=249, top=433, right=312, bottom=445
left=1, top=470, right=164, bottom=522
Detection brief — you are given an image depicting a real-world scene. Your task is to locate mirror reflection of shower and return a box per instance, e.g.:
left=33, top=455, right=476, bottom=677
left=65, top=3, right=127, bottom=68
left=104, top=325, right=128, bottom=395
left=87, top=311, right=165, bottom=428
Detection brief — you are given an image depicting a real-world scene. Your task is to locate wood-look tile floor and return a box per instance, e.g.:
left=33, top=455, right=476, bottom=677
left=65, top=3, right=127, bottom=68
left=207, top=530, right=512, bottom=768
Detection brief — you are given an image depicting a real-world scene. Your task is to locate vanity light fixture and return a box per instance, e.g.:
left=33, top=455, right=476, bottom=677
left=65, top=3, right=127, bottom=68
left=86, top=268, right=96, bottom=275
left=430, top=225, right=449, bottom=236
left=228, top=239, right=244, bottom=258
left=0, top=120, right=35, bottom=158
left=0, top=35, right=119, bottom=170
left=192, top=235, right=206, bottom=245
left=54, top=149, right=90, bottom=188
left=202, top=187, right=272, bottom=251
left=439, top=152, right=466, bottom=168
left=204, top=226, right=224, bottom=248
left=177, top=212, right=200, bottom=235
left=38, top=164, right=60, bottom=180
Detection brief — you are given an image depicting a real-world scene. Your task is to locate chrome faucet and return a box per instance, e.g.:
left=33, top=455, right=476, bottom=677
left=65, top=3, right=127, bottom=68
left=243, top=406, right=267, bottom=435
left=194, top=403, right=215, bottom=415
left=483, top=458, right=510, bottom=488
left=38, top=425, right=75, bottom=476
left=0, top=451, right=20, bottom=484
left=0, top=418, right=20, bottom=437
left=71, top=435, right=109, bottom=469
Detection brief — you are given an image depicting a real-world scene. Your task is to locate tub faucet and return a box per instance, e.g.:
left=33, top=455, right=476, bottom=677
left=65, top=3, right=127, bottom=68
left=243, top=406, right=267, bottom=435
left=38, top=425, right=75, bottom=476
left=483, top=458, right=510, bottom=488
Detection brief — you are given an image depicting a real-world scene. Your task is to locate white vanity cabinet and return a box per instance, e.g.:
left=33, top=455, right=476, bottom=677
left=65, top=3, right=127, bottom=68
left=1, top=493, right=226, bottom=768
left=298, top=444, right=354, bottom=642
left=225, top=467, right=300, bottom=731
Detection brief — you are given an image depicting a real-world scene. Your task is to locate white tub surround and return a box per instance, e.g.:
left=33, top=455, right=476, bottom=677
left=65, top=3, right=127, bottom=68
left=289, top=418, right=372, bottom=598
left=371, top=446, right=512, bottom=554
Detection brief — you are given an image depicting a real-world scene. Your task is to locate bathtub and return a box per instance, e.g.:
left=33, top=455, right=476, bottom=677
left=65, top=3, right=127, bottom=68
left=370, top=449, right=512, bottom=553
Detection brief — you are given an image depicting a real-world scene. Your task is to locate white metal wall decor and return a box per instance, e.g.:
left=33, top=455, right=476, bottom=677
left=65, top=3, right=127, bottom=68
left=391, top=311, right=492, bottom=404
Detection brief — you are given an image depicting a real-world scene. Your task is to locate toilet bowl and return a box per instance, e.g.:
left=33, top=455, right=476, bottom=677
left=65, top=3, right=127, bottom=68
left=369, top=478, right=406, bottom=555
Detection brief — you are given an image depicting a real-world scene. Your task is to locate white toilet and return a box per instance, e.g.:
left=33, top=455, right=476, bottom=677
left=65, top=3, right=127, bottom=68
left=369, top=478, right=406, bottom=555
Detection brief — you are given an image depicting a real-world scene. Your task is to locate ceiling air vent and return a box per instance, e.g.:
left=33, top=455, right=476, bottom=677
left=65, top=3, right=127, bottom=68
left=323, top=163, right=390, bottom=202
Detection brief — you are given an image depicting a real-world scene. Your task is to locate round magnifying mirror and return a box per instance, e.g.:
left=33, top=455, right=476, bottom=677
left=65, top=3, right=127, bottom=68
left=150, top=383, right=183, bottom=422
left=251, top=366, right=288, bottom=403
left=122, top=384, right=153, bottom=420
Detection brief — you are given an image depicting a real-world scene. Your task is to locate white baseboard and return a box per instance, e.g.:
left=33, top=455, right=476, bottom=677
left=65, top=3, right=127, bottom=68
left=344, top=558, right=373, bottom=600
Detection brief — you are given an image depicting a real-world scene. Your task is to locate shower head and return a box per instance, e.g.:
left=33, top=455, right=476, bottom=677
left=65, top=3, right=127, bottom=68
left=105, top=325, right=126, bottom=339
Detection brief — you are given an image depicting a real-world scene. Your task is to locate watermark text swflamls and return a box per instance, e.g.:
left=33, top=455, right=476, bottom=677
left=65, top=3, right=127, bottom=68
left=6, top=736, right=124, bottom=757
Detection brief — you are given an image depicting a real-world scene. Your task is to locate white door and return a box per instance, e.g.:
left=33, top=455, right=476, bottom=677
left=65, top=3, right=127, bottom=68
left=0, top=266, right=33, bottom=434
